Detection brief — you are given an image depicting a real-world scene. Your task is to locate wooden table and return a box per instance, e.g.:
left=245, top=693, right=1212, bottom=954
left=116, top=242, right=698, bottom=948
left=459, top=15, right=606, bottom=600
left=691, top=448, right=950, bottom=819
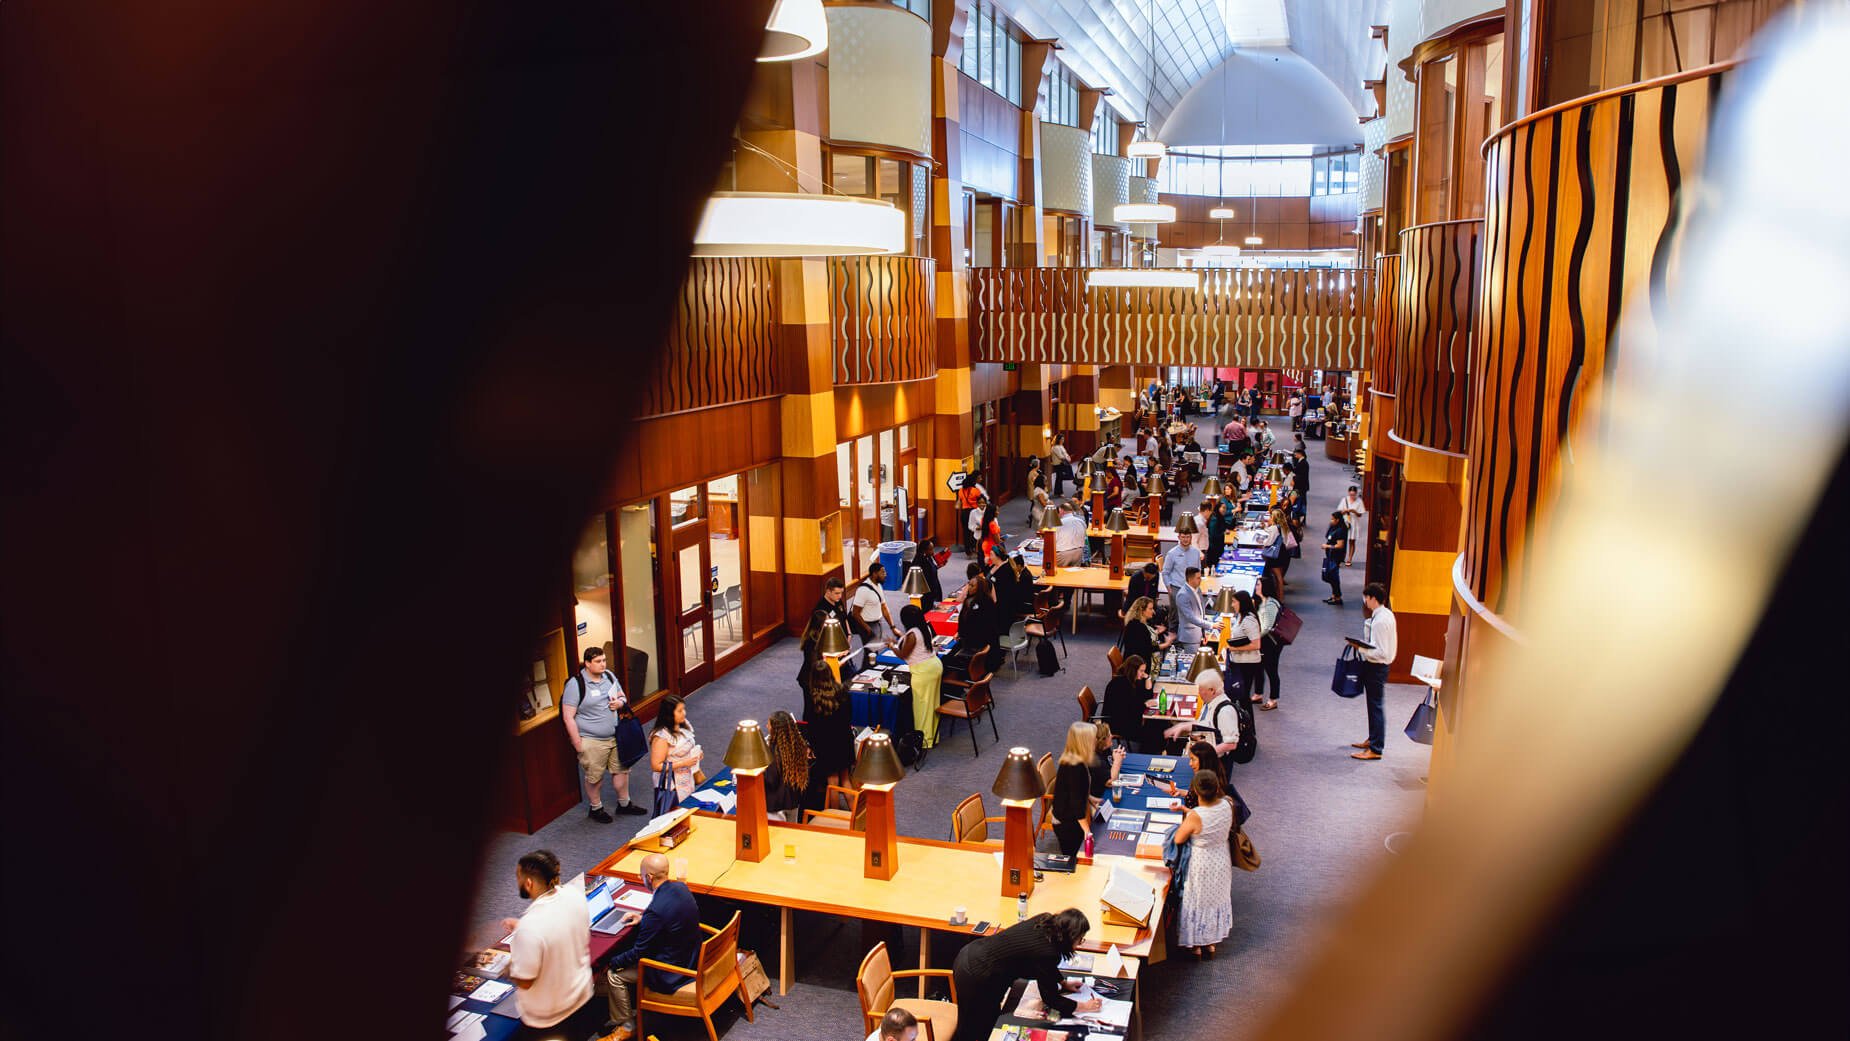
left=1039, top=566, right=1133, bottom=632
left=591, top=816, right=1170, bottom=996
left=993, top=955, right=1146, bottom=1040
left=1087, top=524, right=1180, bottom=542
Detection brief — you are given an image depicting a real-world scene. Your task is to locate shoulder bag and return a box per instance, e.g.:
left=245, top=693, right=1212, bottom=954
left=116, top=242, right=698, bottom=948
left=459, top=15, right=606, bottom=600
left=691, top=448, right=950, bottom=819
left=1331, top=645, right=1365, bottom=698
left=1270, top=605, right=1303, bottom=645
left=650, top=741, right=681, bottom=817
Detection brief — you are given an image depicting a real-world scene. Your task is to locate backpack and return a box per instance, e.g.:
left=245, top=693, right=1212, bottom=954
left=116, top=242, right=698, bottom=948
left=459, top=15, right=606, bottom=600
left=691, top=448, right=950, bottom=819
left=1209, top=697, right=1258, bottom=768
left=893, top=729, right=926, bottom=769
left=1036, top=637, right=1061, bottom=676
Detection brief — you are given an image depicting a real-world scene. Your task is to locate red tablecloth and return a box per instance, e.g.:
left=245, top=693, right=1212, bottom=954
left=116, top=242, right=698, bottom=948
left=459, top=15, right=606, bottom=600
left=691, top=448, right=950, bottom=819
left=926, top=606, right=960, bottom=636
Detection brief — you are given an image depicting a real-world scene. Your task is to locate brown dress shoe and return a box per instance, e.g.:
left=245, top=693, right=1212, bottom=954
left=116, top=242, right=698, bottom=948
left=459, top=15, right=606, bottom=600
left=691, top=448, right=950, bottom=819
left=1350, top=740, right=1371, bottom=749
left=1351, top=749, right=1382, bottom=760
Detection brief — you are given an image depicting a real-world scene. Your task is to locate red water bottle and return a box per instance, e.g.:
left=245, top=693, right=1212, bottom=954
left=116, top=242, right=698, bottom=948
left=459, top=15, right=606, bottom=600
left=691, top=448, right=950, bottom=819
left=1083, top=832, right=1094, bottom=857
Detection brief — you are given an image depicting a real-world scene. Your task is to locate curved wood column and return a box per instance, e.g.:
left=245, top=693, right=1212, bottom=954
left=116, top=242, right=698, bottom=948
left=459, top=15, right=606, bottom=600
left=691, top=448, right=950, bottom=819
left=1368, top=253, right=1402, bottom=465
left=1392, top=219, right=1481, bottom=457
left=1445, top=64, right=1735, bottom=743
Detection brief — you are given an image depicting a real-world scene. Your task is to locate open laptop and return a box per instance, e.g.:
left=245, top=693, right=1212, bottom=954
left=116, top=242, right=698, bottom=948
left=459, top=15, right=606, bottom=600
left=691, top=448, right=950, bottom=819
left=585, top=880, right=630, bottom=935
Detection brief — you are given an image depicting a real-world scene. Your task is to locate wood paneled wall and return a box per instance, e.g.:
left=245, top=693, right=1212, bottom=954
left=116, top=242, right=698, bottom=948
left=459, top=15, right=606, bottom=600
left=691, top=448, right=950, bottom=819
left=1461, top=65, right=1732, bottom=623
left=1370, top=252, right=1403, bottom=464
left=645, top=257, right=782, bottom=416
left=1393, top=220, right=1481, bottom=457
left=972, top=266, right=1371, bottom=370
left=957, top=72, right=1021, bottom=199
left=1159, top=193, right=1361, bottom=251
left=828, top=254, right=939, bottom=384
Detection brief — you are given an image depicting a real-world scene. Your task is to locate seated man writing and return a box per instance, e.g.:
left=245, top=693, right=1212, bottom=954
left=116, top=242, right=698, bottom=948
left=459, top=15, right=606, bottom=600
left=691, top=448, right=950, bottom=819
left=603, top=853, right=702, bottom=1041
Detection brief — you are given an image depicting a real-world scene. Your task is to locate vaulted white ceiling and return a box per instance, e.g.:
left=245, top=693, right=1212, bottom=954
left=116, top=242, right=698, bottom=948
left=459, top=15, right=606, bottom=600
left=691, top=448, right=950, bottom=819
left=987, top=0, right=1386, bottom=134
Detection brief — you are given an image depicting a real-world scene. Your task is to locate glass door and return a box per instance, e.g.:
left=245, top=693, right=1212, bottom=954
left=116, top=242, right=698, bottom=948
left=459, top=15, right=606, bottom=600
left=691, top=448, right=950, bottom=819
left=670, top=486, right=714, bottom=692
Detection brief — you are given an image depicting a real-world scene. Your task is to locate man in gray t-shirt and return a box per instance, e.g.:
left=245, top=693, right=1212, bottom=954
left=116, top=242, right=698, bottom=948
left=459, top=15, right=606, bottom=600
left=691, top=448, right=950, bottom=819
left=562, top=647, right=647, bottom=822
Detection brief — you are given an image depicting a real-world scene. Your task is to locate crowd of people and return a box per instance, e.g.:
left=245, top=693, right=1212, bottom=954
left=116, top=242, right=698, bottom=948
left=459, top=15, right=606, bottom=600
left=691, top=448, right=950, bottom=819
left=505, top=378, right=1401, bottom=1039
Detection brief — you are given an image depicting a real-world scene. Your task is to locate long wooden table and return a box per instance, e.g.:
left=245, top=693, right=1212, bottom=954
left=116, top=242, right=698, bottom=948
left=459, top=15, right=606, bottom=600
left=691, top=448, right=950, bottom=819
left=1038, top=566, right=1131, bottom=632
left=591, top=815, right=1170, bottom=996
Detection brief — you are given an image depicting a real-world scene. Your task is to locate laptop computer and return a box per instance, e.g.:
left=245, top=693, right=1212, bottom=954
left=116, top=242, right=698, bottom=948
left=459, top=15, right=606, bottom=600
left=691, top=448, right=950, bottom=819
left=585, top=881, right=630, bottom=935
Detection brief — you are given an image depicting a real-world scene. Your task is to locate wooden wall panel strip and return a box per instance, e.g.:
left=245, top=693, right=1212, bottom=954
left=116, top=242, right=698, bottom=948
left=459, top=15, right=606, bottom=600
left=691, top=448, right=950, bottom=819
left=644, top=257, right=781, bottom=417
left=1392, top=220, right=1481, bottom=457
left=1460, top=68, right=1728, bottom=623
left=969, top=266, right=1372, bottom=371
left=828, top=255, right=939, bottom=385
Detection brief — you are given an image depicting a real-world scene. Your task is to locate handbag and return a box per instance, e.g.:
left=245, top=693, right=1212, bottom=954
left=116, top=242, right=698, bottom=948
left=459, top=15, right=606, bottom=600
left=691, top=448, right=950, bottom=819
left=1331, top=646, right=1365, bottom=699
left=1261, top=538, right=1281, bottom=562
left=650, top=757, right=680, bottom=818
left=1321, top=557, right=1340, bottom=582
left=1270, top=606, right=1303, bottom=645
left=614, top=714, right=647, bottom=768
left=1405, top=689, right=1438, bottom=745
left=1230, top=828, right=1261, bottom=871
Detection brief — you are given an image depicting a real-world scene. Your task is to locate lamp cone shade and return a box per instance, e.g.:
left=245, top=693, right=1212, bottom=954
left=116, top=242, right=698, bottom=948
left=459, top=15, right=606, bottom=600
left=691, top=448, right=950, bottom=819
left=759, top=0, right=828, bottom=61
left=1202, top=476, right=1223, bottom=497
left=901, top=567, right=930, bottom=597
left=1186, top=645, right=1222, bottom=681
left=1173, top=512, right=1199, bottom=535
left=992, top=747, right=1044, bottom=803
left=1214, top=587, right=1238, bottom=615
left=692, top=193, right=904, bottom=257
left=1145, top=472, right=1165, bottom=496
left=723, top=720, right=772, bottom=771
left=1104, top=508, right=1131, bottom=533
left=818, top=615, right=851, bottom=657
left=853, top=731, right=906, bottom=787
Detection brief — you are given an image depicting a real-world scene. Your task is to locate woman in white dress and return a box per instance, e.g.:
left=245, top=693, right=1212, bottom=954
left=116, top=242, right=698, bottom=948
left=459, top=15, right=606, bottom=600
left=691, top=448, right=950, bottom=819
left=1172, top=768, right=1235, bottom=957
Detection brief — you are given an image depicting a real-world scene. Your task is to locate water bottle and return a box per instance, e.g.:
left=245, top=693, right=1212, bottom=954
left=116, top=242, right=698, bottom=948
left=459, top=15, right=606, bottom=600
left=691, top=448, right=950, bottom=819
left=1083, top=832, right=1094, bottom=857
left=1017, top=893, right=1028, bottom=921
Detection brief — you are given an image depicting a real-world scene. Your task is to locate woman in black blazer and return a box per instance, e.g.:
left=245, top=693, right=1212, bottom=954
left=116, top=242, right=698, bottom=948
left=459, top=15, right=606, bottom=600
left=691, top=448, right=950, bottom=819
left=1117, top=595, right=1170, bottom=666
left=957, top=572, right=1003, bottom=665
left=950, top=909, right=1099, bottom=1041
left=1101, top=654, right=1152, bottom=752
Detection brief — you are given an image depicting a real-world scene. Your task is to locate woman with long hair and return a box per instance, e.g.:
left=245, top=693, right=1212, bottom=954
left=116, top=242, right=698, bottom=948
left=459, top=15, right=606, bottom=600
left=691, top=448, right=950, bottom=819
left=1049, top=721, right=1099, bottom=857
left=912, top=537, right=945, bottom=611
left=802, top=658, right=854, bottom=789
left=1224, top=589, right=1263, bottom=701
left=897, top=603, right=943, bottom=748
left=1117, top=595, right=1170, bottom=665
left=959, top=571, right=1002, bottom=665
left=648, top=694, right=701, bottom=806
left=978, top=504, right=1003, bottom=565
left=1252, top=570, right=1285, bottom=711
left=950, top=909, right=1098, bottom=1041
left=1102, top=653, right=1151, bottom=752
left=762, top=710, right=811, bottom=822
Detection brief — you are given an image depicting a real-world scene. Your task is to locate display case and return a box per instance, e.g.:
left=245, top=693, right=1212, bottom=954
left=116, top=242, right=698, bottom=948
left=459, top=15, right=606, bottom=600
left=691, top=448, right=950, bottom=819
left=493, top=626, right=584, bottom=834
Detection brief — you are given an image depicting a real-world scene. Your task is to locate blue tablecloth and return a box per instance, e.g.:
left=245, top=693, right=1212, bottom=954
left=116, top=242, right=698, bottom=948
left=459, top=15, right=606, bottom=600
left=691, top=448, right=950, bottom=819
left=679, top=766, right=736, bottom=815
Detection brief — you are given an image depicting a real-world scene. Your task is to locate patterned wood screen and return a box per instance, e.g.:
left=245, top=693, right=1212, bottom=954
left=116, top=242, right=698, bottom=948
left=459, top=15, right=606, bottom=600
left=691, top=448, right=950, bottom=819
left=971, top=266, right=1372, bottom=370
left=828, top=255, right=938, bottom=384
left=1461, top=65, right=1730, bottom=620
left=1393, top=220, right=1481, bottom=457
left=646, top=257, right=781, bottom=416
left=1369, top=252, right=1402, bottom=463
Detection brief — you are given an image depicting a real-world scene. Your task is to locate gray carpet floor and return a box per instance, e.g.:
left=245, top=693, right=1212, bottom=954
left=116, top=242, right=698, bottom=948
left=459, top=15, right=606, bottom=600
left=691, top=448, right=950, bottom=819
left=465, top=412, right=1432, bottom=1040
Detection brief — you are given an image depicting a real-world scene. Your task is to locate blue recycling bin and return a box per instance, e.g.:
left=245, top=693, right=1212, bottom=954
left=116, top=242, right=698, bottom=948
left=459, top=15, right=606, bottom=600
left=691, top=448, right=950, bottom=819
left=877, top=541, right=914, bottom=589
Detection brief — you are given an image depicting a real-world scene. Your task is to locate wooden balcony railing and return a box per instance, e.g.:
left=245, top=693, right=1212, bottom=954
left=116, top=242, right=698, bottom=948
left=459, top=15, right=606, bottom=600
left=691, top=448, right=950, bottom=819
left=971, top=266, right=1372, bottom=371
left=1460, top=63, right=1736, bottom=624
left=1393, top=219, right=1481, bottom=458
left=828, top=255, right=938, bottom=385
left=646, top=257, right=782, bottom=416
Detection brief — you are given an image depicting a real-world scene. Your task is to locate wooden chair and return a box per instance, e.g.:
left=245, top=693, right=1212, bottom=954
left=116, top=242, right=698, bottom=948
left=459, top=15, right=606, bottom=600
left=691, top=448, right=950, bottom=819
left=1106, top=645, right=1124, bottom=675
left=636, top=910, right=752, bottom=1041
left=1036, top=752, right=1057, bottom=834
left=1026, top=591, right=1068, bottom=658
left=1125, top=533, right=1158, bottom=563
left=936, top=655, right=998, bottom=756
left=1076, top=685, right=1097, bottom=723
left=804, top=782, right=866, bottom=830
left=857, top=941, right=958, bottom=1041
left=951, top=792, right=1005, bottom=845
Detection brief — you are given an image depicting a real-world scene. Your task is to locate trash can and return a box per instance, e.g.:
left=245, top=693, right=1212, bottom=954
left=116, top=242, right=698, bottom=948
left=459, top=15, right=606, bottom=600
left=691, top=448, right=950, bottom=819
left=877, top=541, right=915, bottom=589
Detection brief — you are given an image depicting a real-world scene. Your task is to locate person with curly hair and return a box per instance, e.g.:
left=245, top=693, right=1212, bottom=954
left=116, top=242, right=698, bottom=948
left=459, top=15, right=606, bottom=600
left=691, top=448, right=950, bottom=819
left=762, top=710, right=811, bottom=822
left=803, top=659, right=854, bottom=789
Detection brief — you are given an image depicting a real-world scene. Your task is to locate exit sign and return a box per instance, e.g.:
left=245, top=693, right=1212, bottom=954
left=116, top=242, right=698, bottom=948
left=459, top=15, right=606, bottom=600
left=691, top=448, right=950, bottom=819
left=1002, top=362, right=1019, bottom=371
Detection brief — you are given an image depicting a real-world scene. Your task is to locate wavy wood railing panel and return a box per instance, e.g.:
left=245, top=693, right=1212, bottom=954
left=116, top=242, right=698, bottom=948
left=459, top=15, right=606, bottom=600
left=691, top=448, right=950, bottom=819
left=1372, top=253, right=1401, bottom=396
left=828, top=255, right=938, bottom=385
left=1461, top=66, right=1729, bottom=620
left=646, top=258, right=781, bottom=416
left=1394, top=220, right=1481, bottom=457
left=971, top=266, right=1372, bottom=371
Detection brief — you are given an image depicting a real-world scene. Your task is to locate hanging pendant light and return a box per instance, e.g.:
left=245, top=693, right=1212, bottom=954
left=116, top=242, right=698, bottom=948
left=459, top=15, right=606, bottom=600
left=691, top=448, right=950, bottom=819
left=1086, top=268, right=1200, bottom=288
left=1112, top=201, right=1177, bottom=224
left=693, top=192, right=905, bottom=257
left=759, top=0, right=828, bottom=62
left=1209, top=205, right=1236, bottom=220
left=1127, top=140, right=1168, bottom=160
left=1126, top=0, right=1166, bottom=160
left=1244, top=235, right=1264, bottom=246
left=1199, top=243, right=1243, bottom=258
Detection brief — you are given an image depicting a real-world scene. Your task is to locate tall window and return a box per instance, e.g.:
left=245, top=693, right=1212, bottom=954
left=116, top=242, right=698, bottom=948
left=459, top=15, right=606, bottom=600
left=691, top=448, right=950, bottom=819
left=1154, top=145, right=1319, bottom=197
left=1040, top=63, right=1080, bottom=127
left=1092, top=107, right=1120, bottom=155
left=1311, top=149, right=1363, bottom=196
left=959, top=0, right=1023, bottom=106
left=829, top=151, right=932, bottom=256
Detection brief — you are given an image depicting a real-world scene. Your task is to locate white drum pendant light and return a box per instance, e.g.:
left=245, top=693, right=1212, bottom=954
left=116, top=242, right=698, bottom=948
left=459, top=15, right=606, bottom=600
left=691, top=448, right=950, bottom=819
left=1127, top=140, right=1168, bottom=159
left=759, top=0, right=828, bottom=62
left=692, top=193, right=905, bottom=257
left=1209, top=206, right=1236, bottom=220
left=1199, top=243, right=1242, bottom=257
left=1112, top=201, right=1177, bottom=224
left=1086, top=269, right=1200, bottom=288
left=1126, top=0, right=1167, bottom=161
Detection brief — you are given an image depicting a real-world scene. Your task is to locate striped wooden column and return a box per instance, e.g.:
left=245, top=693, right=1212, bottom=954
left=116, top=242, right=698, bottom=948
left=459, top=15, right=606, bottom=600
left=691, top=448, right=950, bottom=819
left=928, top=2, right=975, bottom=549
left=1382, top=220, right=1480, bottom=680
left=739, top=60, right=843, bottom=630
left=1063, top=365, right=1101, bottom=459
left=1363, top=252, right=1402, bottom=589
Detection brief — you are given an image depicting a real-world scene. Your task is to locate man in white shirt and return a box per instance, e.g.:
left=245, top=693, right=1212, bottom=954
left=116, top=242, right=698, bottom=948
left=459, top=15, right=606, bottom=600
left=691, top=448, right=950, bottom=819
left=1337, top=485, right=1367, bottom=565
left=851, top=563, right=897, bottom=643
left=502, top=850, right=598, bottom=1040
left=1349, top=583, right=1399, bottom=760
left=1053, top=501, right=1087, bottom=566
left=866, top=1007, right=919, bottom=1041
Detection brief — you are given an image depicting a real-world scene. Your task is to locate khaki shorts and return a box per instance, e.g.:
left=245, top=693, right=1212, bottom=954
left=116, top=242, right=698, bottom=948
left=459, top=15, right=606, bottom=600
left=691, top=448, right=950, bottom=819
left=578, top=736, right=622, bottom=786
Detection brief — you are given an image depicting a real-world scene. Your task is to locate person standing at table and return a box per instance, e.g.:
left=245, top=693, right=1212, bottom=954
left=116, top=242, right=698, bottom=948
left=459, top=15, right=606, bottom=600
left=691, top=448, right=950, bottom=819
left=1291, top=447, right=1311, bottom=500
left=912, top=537, right=945, bottom=611
left=763, top=710, right=811, bottom=822
left=603, top=853, right=702, bottom=1041
left=1253, top=571, right=1286, bottom=712
left=1221, top=414, right=1248, bottom=460
left=1204, top=497, right=1228, bottom=569
left=1350, top=583, right=1398, bottom=761
left=1223, top=590, right=1263, bottom=700
left=1337, top=484, right=1366, bottom=566
left=1165, top=668, right=1237, bottom=777
left=1321, top=510, right=1348, bottom=606
left=562, top=647, right=647, bottom=822
left=801, top=576, right=855, bottom=690
left=897, top=604, right=943, bottom=749
left=502, top=850, right=601, bottom=1041
left=1049, top=721, right=1099, bottom=857
left=1117, top=595, right=1171, bottom=665
left=977, top=504, right=1003, bottom=566
left=1254, top=419, right=1276, bottom=463
left=648, top=695, right=702, bottom=809
left=1050, top=434, right=1074, bottom=497
left=803, top=658, right=856, bottom=788
left=850, top=563, right=896, bottom=644
left=1103, top=459, right=1125, bottom=512
left=957, top=572, right=1003, bottom=668
left=1174, top=567, right=1211, bottom=656
left=1054, top=502, right=1087, bottom=567
left=1160, top=530, right=1202, bottom=628
left=1171, top=770, right=1235, bottom=958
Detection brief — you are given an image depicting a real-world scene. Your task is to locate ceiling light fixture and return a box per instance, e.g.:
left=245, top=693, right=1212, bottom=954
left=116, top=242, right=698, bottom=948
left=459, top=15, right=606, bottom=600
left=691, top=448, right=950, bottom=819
left=1129, top=0, right=1167, bottom=160
left=1209, top=206, right=1236, bottom=220
left=1199, top=243, right=1243, bottom=257
left=1245, top=234, right=1264, bottom=245
left=1127, top=140, right=1168, bottom=159
left=693, top=192, right=905, bottom=256
left=1086, top=269, right=1201, bottom=288
left=759, top=0, right=828, bottom=62
left=1113, top=201, right=1177, bottom=224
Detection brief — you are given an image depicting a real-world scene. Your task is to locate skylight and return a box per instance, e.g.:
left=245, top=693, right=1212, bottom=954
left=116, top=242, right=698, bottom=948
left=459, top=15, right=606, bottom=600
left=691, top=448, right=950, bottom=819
left=1218, top=0, right=1290, bottom=47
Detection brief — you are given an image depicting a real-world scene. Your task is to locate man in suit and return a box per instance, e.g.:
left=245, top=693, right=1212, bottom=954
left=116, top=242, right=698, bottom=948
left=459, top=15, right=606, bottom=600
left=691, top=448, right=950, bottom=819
left=604, top=853, right=703, bottom=1041
left=1292, top=448, right=1311, bottom=500
left=1174, top=566, right=1211, bottom=655
left=1160, top=531, right=1202, bottom=631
